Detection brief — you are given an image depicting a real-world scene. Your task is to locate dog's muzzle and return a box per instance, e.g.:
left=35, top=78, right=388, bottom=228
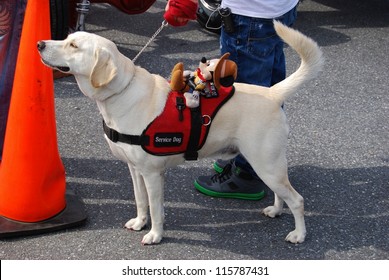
left=37, top=41, right=71, bottom=73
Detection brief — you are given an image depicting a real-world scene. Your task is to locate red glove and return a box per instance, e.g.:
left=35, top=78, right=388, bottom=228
left=164, top=0, right=198, bottom=27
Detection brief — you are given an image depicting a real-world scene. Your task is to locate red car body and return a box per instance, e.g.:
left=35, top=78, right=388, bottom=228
left=87, top=0, right=156, bottom=15
left=67, top=0, right=156, bottom=33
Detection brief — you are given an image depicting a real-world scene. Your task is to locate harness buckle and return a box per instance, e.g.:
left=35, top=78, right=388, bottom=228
left=110, top=129, right=119, bottom=143
left=176, top=97, right=186, bottom=122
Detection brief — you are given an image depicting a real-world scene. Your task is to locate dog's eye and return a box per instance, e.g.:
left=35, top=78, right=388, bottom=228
left=70, top=42, right=78, bottom=49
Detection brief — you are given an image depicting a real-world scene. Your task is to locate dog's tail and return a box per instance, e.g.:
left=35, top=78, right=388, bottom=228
left=270, top=21, right=323, bottom=103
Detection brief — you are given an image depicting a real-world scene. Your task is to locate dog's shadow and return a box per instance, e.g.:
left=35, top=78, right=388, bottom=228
left=63, top=157, right=389, bottom=259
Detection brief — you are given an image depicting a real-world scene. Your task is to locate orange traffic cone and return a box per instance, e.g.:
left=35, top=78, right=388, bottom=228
left=0, top=0, right=86, bottom=237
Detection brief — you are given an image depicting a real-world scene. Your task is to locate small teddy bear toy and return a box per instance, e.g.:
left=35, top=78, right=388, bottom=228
left=169, top=53, right=237, bottom=108
left=184, top=57, right=212, bottom=108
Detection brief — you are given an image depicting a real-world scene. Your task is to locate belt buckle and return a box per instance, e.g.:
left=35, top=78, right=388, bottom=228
left=110, top=129, right=119, bottom=143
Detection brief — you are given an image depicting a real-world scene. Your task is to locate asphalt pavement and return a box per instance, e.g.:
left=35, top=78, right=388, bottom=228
left=0, top=0, right=388, bottom=260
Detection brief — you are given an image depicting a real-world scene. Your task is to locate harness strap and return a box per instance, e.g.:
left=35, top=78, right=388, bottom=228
left=103, top=120, right=150, bottom=146
left=184, top=107, right=202, bottom=161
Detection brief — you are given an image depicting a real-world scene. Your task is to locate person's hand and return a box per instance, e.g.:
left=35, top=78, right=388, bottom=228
left=164, top=0, right=198, bottom=27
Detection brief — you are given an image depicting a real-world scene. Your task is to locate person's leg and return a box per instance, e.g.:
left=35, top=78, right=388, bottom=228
left=220, top=15, right=276, bottom=87
left=196, top=14, right=273, bottom=199
left=220, top=6, right=298, bottom=177
left=271, top=5, right=298, bottom=85
left=195, top=6, right=298, bottom=199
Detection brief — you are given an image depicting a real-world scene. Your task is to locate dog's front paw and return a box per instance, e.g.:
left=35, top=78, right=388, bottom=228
left=124, top=217, right=147, bottom=231
left=141, top=230, right=163, bottom=245
left=285, top=229, right=306, bottom=244
left=262, top=206, right=283, bottom=218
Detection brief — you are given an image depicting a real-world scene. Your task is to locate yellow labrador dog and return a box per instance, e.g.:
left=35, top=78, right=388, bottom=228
left=38, top=21, right=323, bottom=245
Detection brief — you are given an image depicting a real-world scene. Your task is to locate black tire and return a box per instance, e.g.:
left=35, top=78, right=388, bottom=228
left=50, top=0, right=69, bottom=40
left=196, top=0, right=222, bottom=34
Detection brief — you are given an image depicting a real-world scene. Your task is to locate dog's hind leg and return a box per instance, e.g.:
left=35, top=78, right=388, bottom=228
left=262, top=174, right=306, bottom=244
left=124, top=164, right=149, bottom=231
left=140, top=171, right=165, bottom=245
left=246, top=151, right=306, bottom=243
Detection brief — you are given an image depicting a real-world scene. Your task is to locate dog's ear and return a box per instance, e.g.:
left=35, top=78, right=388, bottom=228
left=213, top=53, right=237, bottom=90
left=90, top=47, right=117, bottom=88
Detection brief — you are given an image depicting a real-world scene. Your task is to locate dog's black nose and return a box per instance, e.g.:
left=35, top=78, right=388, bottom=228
left=37, top=41, right=45, bottom=51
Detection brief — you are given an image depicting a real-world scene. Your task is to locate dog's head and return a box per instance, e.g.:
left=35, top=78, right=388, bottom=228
left=37, top=31, right=119, bottom=89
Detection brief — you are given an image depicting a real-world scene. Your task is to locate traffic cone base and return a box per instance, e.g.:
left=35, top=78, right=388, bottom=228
left=0, top=190, right=86, bottom=238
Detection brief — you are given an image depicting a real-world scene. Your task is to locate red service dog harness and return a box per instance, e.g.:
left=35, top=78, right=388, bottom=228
left=103, top=86, right=234, bottom=160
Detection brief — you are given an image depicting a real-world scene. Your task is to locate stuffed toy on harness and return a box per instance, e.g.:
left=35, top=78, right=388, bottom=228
left=170, top=52, right=237, bottom=95
left=182, top=57, right=212, bottom=108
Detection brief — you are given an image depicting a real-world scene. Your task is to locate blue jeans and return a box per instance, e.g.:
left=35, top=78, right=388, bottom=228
left=220, top=6, right=297, bottom=176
